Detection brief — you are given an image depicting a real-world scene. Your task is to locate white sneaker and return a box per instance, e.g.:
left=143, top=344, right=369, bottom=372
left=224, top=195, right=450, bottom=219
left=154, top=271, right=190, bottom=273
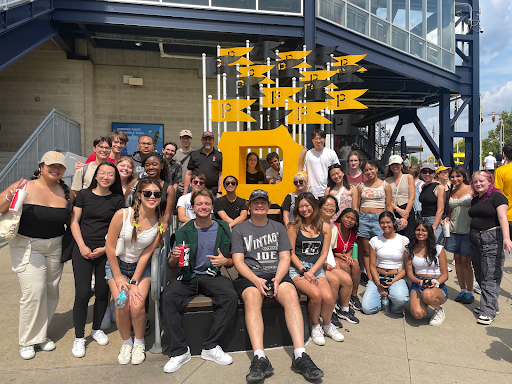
left=91, top=274, right=95, bottom=293
left=201, top=345, right=233, bottom=365
left=72, top=338, right=86, bottom=358
left=447, top=267, right=453, bottom=272
left=118, top=344, right=132, bottom=365
left=100, top=306, right=112, bottom=330
left=131, top=344, right=146, bottom=365
left=110, top=303, right=116, bottom=323
left=91, top=329, right=109, bottom=346
left=164, top=347, right=192, bottom=373
left=473, top=281, right=481, bottom=295
left=429, top=309, right=446, bottom=326
left=323, top=323, right=344, bottom=342
left=311, top=324, right=325, bottom=346
left=20, top=345, right=35, bottom=360
left=38, top=338, right=56, bottom=351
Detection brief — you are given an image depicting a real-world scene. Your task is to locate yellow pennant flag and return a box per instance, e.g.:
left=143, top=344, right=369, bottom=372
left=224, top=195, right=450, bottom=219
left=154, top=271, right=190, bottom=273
left=238, top=65, right=275, bottom=78
left=293, top=61, right=312, bottom=69
left=287, top=100, right=331, bottom=125
left=278, top=50, right=312, bottom=61
left=332, top=54, right=367, bottom=67
left=228, top=57, right=254, bottom=66
left=327, top=89, right=368, bottom=110
left=212, top=99, right=256, bottom=122
left=302, top=70, right=340, bottom=81
left=261, top=87, right=303, bottom=108
left=219, top=46, right=253, bottom=57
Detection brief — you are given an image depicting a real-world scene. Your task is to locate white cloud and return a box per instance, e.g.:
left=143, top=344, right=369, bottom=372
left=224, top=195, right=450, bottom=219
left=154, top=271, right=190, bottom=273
left=481, top=80, right=512, bottom=137
left=480, top=0, right=512, bottom=65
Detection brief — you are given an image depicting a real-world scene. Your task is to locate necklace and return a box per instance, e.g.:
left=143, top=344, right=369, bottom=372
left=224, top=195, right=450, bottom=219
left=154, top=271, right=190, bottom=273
left=337, top=225, right=353, bottom=253
left=39, top=180, right=59, bottom=195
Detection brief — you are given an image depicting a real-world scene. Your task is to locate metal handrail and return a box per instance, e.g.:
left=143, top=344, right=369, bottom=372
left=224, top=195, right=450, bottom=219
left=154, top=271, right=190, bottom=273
left=0, top=0, right=30, bottom=10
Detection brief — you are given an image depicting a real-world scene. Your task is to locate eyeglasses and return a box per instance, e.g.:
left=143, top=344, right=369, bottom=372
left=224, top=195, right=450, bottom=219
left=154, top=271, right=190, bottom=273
left=96, top=146, right=111, bottom=152
left=141, top=191, right=162, bottom=198
left=421, top=170, right=435, bottom=175
left=139, top=142, right=153, bottom=147
left=224, top=181, right=237, bottom=186
left=293, top=180, right=305, bottom=186
left=97, top=172, right=115, bottom=178
left=323, top=204, right=336, bottom=209
left=192, top=180, right=205, bottom=185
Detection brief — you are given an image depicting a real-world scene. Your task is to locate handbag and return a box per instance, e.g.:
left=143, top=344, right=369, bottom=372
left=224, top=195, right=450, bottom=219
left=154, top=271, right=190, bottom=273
left=61, top=225, right=75, bottom=263
left=0, top=185, right=27, bottom=241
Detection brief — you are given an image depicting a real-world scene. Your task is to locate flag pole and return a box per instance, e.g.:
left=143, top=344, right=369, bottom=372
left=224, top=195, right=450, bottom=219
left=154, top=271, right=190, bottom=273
left=217, top=45, right=221, bottom=136
left=222, top=73, right=227, bottom=134
left=202, top=53, right=207, bottom=132
left=292, top=77, right=297, bottom=142
left=208, top=95, right=213, bottom=133
left=236, top=63, right=240, bottom=132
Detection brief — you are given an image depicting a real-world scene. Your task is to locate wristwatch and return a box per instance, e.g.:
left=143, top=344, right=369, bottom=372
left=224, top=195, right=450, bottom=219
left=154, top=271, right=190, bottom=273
left=129, top=279, right=139, bottom=286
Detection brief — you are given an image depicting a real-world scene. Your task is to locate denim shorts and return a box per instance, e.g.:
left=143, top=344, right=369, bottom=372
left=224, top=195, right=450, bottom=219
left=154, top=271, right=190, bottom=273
left=358, top=212, right=383, bottom=238
left=105, top=257, right=152, bottom=280
left=410, top=275, right=448, bottom=300
left=444, top=233, right=471, bottom=256
left=289, top=261, right=326, bottom=280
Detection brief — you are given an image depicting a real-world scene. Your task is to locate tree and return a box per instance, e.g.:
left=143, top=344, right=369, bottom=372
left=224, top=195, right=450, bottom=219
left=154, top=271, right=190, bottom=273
left=453, top=139, right=465, bottom=154
left=411, top=155, right=419, bottom=165
left=482, top=109, right=512, bottom=161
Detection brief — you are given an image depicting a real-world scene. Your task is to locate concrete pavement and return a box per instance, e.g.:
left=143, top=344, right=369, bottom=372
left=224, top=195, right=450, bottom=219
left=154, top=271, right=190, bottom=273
left=1, top=240, right=512, bottom=384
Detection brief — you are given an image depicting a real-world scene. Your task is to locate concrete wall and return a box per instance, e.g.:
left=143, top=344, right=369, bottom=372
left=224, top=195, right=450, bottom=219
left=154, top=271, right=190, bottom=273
left=0, top=39, right=216, bottom=155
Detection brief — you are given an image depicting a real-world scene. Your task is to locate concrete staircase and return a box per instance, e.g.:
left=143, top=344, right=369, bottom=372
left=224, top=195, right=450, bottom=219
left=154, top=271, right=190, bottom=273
left=0, top=152, right=17, bottom=173
left=358, top=150, right=385, bottom=179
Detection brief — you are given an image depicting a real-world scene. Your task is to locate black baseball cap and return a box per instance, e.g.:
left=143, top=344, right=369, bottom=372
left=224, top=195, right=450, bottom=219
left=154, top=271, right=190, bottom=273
left=249, top=189, right=269, bottom=203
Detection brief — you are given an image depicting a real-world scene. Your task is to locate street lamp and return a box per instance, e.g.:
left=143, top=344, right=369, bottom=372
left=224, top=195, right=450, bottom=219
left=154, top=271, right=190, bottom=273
left=488, top=112, right=503, bottom=155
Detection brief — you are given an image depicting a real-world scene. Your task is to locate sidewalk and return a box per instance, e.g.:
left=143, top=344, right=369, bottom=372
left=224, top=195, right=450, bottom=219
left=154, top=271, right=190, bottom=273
left=1, top=241, right=511, bottom=384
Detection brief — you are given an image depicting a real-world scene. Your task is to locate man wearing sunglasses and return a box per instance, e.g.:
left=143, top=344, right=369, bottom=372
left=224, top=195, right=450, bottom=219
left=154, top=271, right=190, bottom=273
left=214, top=176, right=248, bottom=229
left=177, top=172, right=207, bottom=226
left=132, top=135, right=156, bottom=179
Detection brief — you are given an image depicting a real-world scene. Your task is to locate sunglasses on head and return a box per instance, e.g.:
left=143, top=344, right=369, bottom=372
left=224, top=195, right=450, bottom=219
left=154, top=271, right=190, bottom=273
left=293, top=180, right=305, bottom=186
left=141, top=190, right=162, bottom=198
left=421, top=169, right=435, bottom=175
left=224, top=181, right=237, bottom=186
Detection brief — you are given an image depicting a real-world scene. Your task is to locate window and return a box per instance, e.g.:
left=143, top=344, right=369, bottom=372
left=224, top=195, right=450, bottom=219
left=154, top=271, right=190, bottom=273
left=348, top=4, right=369, bottom=35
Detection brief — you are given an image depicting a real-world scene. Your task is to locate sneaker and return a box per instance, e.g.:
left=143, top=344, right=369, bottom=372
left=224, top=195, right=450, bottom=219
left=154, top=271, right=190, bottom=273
left=474, top=307, right=500, bottom=315
left=118, top=344, right=132, bottom=365
left=337, top=309, right=360, bottom=324
left=477, top=314, right=494, bottom=325
left=144, top=319, right=151, bottom=337
left=20, top=345, right=35, bottom=360
left=331, top=313, right=343, bottom=328
left=110, top=303, right=116, bottom=323
left=201, top=345, right=233, bottom=365
left=447, top=266, right=453, bottom=272
left=38, top=338, right=56, bottom=352
left=349, top=295, right=362, bottom=312
left=462, top=292, right=475, bottom=304
left=473, top=281, right=481, bottom=295
left=455, top=292, right=465, bottom=302
left=91, top=274, right=95, bottom=293
left=91, top=329, right=109, bottom=346
left=311, top=324, right=325, bottom=346
left=100, top=306, right=112, bottom=330
left=291, top=352, right=324, bottom=380
left=246, top=356, right=274, bottom=382
left=323, top=323, right=345, bottom=342
left=429, top=309, right=446, bottom=326
left=72, top=338, right=86, bottom=358
left=164, top=347, right=192, bottom=373
left=131, top=344, right=146, bottom=365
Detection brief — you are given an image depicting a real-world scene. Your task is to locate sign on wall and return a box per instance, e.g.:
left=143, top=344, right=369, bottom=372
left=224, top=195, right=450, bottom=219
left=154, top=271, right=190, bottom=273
left=112, top=123, right=164, bottom=156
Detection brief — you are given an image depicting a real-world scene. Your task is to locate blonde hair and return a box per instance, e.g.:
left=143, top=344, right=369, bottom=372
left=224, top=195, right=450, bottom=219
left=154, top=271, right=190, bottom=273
left=116, top=156, right=135, bottom=183
left=294, top=171, right=310, bottom=192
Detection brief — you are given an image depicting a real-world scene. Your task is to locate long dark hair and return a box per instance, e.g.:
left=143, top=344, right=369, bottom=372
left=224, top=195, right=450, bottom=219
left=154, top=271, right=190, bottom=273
left=142, top=152, right=170, bottom=182
left=318, top=194, right=339, bottom=217
left=32, top=162, right=72, bottom=214
left=379, top=210, right=398, bottom=232
left=88, top=162, right=123, bottom=196
left=407, top=218, right=438, bottom=267
left=289, top=192, right=323, bottom=234
left=327, top=164, right=351, bottom=190
left=246, top=152, right=264, bottom=174
left=448, top=166, right=469, bottom=197
left=132, top=178, right=163, bottom=243
left=338, top=207, right=359, bottom=233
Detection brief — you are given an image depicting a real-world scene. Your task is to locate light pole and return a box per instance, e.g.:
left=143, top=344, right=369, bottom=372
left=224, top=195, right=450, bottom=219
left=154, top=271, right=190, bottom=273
left=488, top=112, right=502, bottom=155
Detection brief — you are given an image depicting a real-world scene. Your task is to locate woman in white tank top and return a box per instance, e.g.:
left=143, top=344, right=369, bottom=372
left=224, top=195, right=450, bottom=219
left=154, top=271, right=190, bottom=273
left=105, top=178, right=164, bottom=365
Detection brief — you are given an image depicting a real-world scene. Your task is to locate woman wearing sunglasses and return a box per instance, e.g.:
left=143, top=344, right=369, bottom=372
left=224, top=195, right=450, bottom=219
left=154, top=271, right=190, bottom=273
left=325, top=164, right=358, bottom=223
left=281, top=171, right=310, bottom=228
left=418, top=163, right=445, bottom=243
left=105, top=178, right=164, bottom=365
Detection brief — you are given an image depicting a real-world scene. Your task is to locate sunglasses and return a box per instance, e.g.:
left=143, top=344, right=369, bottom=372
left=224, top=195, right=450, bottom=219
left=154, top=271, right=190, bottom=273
left=293, top=180, right=305, bottom=186
left=141, top=191, right=162, bottom=198
left=192, top=180, right=205, bottom=185
left=421, top=170, right=435, bottom=175
left=224, top=181, right=237, bottom=186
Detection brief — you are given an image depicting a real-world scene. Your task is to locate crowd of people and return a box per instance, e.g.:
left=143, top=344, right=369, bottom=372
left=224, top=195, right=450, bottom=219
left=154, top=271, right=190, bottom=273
left=2, top=128, right=512, bottom=382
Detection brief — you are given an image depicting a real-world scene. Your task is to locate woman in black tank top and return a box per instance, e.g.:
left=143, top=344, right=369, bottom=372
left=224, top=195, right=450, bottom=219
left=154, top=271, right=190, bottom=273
left=418, top=164, right=445, bottom=243
left=287, top=192, right=345, bottom=345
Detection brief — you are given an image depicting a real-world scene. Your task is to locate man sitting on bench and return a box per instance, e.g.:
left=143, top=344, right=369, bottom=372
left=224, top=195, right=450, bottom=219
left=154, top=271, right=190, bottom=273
left=231, top=189, right=324, bottom=382
left=161, top=188, right=238, bottom=373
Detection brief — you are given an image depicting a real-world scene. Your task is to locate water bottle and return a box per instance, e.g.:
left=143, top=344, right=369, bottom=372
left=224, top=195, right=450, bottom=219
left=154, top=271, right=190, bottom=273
left=381, top=295, right=390, bottom=315
left=115, top=286, right=128, bottom=308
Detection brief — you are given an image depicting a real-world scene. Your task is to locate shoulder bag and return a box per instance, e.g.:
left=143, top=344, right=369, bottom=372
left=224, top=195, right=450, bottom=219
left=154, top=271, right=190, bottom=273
left=0, top=184, right=27, bottom=241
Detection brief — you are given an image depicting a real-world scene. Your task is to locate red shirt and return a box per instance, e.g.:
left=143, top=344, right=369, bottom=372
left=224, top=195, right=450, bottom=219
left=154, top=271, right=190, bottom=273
left=346, top=172, right=367, bottom=187
left=85, top=153, right=116, bottom=164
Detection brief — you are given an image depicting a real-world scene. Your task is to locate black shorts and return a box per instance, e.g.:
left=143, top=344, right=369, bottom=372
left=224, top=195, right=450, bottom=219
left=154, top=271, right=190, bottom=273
left=233, top=273, right=296, bottom=298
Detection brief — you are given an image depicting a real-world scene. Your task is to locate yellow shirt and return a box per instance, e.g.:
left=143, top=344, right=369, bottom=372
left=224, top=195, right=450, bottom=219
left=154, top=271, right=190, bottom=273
left=494, top=163, right=512, bottom=220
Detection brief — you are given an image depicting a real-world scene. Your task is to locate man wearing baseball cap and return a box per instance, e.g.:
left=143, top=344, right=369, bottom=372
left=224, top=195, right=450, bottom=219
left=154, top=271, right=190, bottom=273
left=231, top=190, right=324, bottom=382
left=484, top=151, right=497, bottom=174
left=174, top=130, right=194, bottom=200
left=184, top=132, right=223, bottom=199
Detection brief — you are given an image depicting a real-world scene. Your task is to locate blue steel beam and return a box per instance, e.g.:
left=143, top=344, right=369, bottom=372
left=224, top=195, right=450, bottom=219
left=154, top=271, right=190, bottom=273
left=450, top=97, right=470, bottom=127
left=439, top=92, right=452, bottom=166
left=411, top=112, right=440, bottom=160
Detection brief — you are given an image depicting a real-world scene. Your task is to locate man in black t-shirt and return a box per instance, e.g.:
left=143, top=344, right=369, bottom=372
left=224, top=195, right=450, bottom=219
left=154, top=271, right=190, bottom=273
left=213, top=176, right=248, bottom=228
left=231, top=190, right=324, bottom=383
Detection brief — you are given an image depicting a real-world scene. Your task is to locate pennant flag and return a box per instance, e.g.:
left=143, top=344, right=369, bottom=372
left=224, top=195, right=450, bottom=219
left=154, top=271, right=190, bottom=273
left=332, top=72, right=365, bottom=87
left=219, top=46, right=253, bottom=57
left=225, top=77, right=265, bottom=98
left=287, top=100, right=331, bottom=125
left=278, top=50, right=312, bottom=61
left=250, top=110, right=292, bottom=129
left=304, top=87, right=334, bottom=101
left=238, top=65, right=275, bottom=78
left=275, top=61, right=302, bottom=78
left=212, top=99, right=256, bottom=122
left=332, top=54, right=366, bottom=67
left=293, top=61, right=312, bottom=69
left=327, top=89, right=368, bottom=110
left=228, top=57, right=254, bottom=66
left=302, top=70, right=339, bottom=82
left=303, top=80, right=335, bottom=90
left=261, top=87, right=303, bottom=108
left=250, top=41, right=281, bottom=60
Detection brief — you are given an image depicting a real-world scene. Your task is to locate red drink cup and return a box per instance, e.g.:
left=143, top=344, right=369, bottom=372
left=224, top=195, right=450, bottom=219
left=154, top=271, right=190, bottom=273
left=176, top=244, right=190, bottom=267
left=9, top=188, right=28, bottom=212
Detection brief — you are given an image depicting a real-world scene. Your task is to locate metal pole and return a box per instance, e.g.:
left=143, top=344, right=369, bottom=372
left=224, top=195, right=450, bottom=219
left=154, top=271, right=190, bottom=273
left=217, top=45, right=221, bottom=135
left=292, top=77, right=297, bottom=142
left=236, top=63, right=240, bottom=132
left=202, top=53, right=207, bottom=132
left=222, top=73, right=227, bottom=133
left=208, top=95, right=213, bottom=132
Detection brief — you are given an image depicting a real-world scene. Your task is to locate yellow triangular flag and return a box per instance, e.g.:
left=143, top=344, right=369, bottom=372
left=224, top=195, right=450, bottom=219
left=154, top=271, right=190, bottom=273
left=287, top=100, right=331, bottom=125
left=332, top=54, right=367, bottom=67
left=212, top=99, right=256, bottom=122
left=229, top=57, right=254, bottom=66
left=259, top=77, right=275, bottom=85
left=293, top=61, right=312, bottom=69
left=238, top=65, right=275, bottom=78
left=219, top=46, right=253, bottom=57
left=302, top=70, right=340, bottom=81
left=261, top=87, right=304, bottom=108
left=278, top=50, right=312, bottom=61
left=327, top=89, right=368, bottom=110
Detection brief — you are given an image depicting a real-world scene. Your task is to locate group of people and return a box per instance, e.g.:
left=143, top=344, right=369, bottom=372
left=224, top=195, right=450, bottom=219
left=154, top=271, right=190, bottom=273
left=2, top=127, right=511, bottom=382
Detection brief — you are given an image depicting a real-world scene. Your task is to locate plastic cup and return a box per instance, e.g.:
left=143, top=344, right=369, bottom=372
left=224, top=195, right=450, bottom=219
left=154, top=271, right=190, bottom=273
left=442, top=221, right=450, bottom=238
left=9, top=189, right=28, bottom=212
left=176, top=244, right=190, bottom=267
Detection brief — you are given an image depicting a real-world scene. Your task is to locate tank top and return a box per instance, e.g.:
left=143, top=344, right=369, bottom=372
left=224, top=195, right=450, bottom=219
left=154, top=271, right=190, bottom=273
left=360, top=180, right=387, bottom=209
left=294, top=228, right=324, bottom=264
left=412, top=244, right=443, bottom=276
left=333, top=226, right=356, bottom=254
left=419, top=182, right=439, bottom=217
left=386, top=174, right=410, bottom=207
left=331, top=187, right=353, bottom=222
left=347, top=171, right=367, bottom=187
left=120, top=208, right=159, bottom=263
left=449, top=193, right=472, bottom=234
left=18, top=204, right=69, bottom=239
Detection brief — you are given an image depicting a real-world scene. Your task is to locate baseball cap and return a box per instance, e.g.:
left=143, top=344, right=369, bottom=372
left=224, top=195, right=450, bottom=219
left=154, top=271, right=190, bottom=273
left=179, top=129, right=192, bottom=138
left=436, top=166, right=452, bottom=174
left=489, top=151, right=493, bottom=155
left=202, top=131, right=214, bottom=139
left=420, top=163, right=435, bottom=171
left=249, top=189, right=269, bottom=203
left=40, top=151, right=66, bottom=168
left=388, top=155, right=403, bottom=165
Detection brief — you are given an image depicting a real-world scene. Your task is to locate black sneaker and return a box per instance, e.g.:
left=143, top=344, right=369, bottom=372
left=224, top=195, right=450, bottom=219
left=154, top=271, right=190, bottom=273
left=144, top=319, right=151, bottom=337
left=246, top=356, right=274, bottom=382
left=337, top=309, right=360, bottom=324
left=291, top=352, right=324, bottom=380
left=331, top=313, right=343, bottom=328
left=360, top=272, right=369, bottom=283
left=350, top=295, right=362, bottom=312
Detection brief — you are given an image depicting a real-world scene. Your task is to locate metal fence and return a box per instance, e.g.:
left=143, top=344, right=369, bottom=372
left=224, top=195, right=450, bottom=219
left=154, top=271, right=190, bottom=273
left=0, top=109, right=81, bottom=191
left=0, top=0, right=30, bottom=10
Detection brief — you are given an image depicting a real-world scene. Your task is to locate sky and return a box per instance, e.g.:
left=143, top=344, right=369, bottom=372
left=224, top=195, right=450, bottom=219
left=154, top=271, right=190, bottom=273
left=380, top=0, right=512, bottom=161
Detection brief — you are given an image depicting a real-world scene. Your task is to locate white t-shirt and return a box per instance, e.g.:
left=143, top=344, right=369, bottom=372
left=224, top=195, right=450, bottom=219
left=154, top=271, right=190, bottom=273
left=484, top=155, right=496, bottom=170
left=369, top=234, right=409, bottom=270
left=177, top=193, right=195, bottom=221
left=303, top=147, right=340, bottom=197
left=265, top=161, right=283, bottom=181
left=339, top=145, right=351, bottom=160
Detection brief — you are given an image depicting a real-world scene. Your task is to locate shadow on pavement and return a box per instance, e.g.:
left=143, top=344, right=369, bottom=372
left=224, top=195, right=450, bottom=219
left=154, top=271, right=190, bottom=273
left=485, top=326, right=512, bottom=364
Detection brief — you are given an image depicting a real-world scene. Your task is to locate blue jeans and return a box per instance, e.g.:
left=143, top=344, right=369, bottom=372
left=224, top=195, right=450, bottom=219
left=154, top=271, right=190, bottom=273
left=361, top=279, right=410, bottom=314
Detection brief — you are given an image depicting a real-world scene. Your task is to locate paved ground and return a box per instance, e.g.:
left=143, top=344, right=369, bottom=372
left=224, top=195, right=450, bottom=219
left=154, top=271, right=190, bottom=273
left=1, top=240, right=512, bottom=384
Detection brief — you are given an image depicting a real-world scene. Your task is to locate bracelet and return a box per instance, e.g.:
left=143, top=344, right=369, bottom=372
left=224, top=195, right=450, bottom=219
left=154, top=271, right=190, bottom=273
left=5, top=195, right=12, bottom=202
left=300, top=267, right=309, bottom=276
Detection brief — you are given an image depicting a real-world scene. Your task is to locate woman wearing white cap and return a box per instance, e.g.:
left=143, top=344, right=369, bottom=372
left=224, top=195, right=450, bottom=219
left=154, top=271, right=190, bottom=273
left=0, top=151, right=74, bottom=360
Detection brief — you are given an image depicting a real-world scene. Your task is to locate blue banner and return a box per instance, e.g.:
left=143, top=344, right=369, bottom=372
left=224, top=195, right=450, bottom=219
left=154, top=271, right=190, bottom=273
left=112, top=123, right=164, bottom=156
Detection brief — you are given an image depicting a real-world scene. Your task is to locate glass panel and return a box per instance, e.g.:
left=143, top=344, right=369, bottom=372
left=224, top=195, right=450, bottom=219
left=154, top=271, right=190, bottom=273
left=318, top=0, right=345, bottom=25
left=371, top=0, right=389, bottom=20
left=211, top=0, right=256, bottom=9
left=441, top=0, right=454, bottom=51
left=371, top=16, right=390, bottom=44
left=410, top=0, right=424, bottom=37
left=348, top=0, right=369, bottom=11
left=426, top=0, right=439, bottom=45
left=162, top=0, right=209, bottom=5
left=391, top=0, right=407, bottom=29
left=442, top=49, right=454, bottom=71
left=427, top=42, right=440, bottom=65
left=347, top=4, right=369, bottom=35
left=392, top=26, right=408, bottom=52
left=259, top=0, right=302, bottom=13
left=410, top=35, right=425, bottom=59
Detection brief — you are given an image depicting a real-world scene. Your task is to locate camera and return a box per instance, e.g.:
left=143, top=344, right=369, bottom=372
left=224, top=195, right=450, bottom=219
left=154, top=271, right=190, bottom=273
left=265, top=278, right=274, bottom=297
left=379, top=275, right=393, bottom=286
left=422, top=278, right=432, bottom=288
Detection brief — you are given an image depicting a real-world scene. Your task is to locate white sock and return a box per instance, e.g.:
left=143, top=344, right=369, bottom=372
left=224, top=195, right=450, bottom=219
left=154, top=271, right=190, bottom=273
left=342, top=306, right=350, bottom=312
left=134, top=337, right=144, bottom=346
left=294, top=348, right=306, bottom=359
left=461, top=289, right=467, bottom=293
left=254, top=349, right=265, bottom=359
left=122, top=337, right=133, bottom=346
